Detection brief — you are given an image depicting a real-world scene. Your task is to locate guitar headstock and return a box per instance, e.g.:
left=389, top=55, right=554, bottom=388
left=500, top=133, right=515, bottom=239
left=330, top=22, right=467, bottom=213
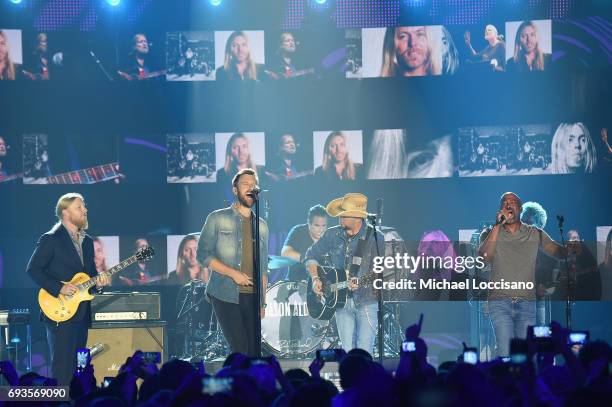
left=136, top=246, right=155, bottom=262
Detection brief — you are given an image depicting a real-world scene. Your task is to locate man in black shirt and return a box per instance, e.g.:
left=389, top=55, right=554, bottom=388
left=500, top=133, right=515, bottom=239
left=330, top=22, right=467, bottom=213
left=281, top=205, right=328, bottom=281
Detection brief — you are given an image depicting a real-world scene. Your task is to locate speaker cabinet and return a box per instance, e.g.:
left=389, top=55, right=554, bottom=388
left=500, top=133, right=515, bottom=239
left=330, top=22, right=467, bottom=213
left=86, top=321, right=167, bottom=380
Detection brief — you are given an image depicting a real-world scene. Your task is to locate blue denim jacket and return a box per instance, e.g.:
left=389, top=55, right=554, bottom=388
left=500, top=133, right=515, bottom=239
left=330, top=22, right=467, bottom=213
left=304, top=222, right=384, bottom=306
left=197, top=205, right=269, bottom=304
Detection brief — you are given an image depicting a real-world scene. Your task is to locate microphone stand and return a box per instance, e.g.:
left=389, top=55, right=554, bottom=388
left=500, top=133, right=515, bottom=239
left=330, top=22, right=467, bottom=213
left=251, top=191, right=262, bottom=356
left=368, top=214, right=384, bottom=364
left=89, top=50, right=114, bottom=81
left=557, top=215, right=573, bottom=329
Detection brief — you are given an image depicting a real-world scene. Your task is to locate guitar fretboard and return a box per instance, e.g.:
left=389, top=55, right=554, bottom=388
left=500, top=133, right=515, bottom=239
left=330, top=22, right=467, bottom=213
left=46, top=163, right=121, bottom=185
left=78, top=254, right=139, bottom=290
left=0, top=173, right=24, bottom=183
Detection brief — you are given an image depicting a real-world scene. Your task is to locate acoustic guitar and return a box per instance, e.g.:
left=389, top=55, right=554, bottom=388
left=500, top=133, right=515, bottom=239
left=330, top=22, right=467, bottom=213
left=38, top=246, right=154, bottom=323
left=306, top=265, right=378, bottom=320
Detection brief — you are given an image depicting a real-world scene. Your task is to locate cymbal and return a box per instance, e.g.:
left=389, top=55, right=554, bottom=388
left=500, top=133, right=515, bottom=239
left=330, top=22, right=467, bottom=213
left=268, top=255, right=299, bottom=269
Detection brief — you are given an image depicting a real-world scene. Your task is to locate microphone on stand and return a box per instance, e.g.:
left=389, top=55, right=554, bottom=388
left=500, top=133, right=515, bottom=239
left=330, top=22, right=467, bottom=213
left=556, top=214, right=565, bottom=229
left=376, top=198, right=383, bottom=227
left=247, top=186, right=265, bottom=197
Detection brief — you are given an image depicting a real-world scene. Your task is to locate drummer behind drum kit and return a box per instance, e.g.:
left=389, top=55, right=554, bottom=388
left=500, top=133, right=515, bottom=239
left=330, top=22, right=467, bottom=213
left=177, top=227, right=412, bottom=360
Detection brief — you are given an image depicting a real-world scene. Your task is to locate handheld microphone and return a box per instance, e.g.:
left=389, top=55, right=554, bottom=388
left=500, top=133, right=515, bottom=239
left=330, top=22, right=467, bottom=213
left=89, top=343, right=105, bottom=359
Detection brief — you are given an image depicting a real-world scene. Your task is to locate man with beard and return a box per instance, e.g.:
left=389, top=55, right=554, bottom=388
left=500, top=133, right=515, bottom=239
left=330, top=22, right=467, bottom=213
left=23, top=33, right=50, bottom=80
left=118, top=238, right=157, bottom=285
left=26, top=193, right=110, bottom=384
left=479, top=192, right=571, bottom=357
left=269, top=32, right=298, bottom=78
left=305, top=193, right=384, bottom=352
left=381, top=26, right=440, bottom=77
left=198, top=168, right=268, bottom=355
left=167, top=234, right=209, bottom=285
left=506, top=21, right=551, bottom=72
left=265, top=32, right=313, bottom=79
left=267, top=134, right=309, bottom=181
left=118, top=33, right=162, bottom=80
left=216, top=31, right=265, bottom=81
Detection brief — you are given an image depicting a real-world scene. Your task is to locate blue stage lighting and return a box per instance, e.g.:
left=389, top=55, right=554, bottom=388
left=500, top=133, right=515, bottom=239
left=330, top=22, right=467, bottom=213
left=209, top=0, right=222, bottom=6
left=314, top=0, right=327, bottom=4
left=106, top=0, right=121, bottom=7
left=9, top=0, right=23, bottom=5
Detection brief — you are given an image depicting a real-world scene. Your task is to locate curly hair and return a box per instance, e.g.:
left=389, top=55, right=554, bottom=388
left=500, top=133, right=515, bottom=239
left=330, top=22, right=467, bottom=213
left=520, top=201, right=547, bottom=229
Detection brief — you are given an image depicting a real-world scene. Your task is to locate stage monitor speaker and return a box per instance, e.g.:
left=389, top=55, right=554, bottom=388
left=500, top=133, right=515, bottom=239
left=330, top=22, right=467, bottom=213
left=86, top=321, right=167, bottom=380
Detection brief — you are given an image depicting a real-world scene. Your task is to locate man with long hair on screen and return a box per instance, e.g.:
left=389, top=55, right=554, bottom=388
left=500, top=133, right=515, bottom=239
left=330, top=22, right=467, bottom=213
left=23, top=33, right=50, bottom=80
left=380, top=26, right=441, bottom=77
left=216, top=132, right=263, bottom=185
left=266, top=32, right=313, bottom=79
left=314, top=131, right=363, bottom=181
left=198, top=168, right=268, bottom=355
left=551, top=229, right=601, bottom=301
left=551, top=122, right=597, bottom=174
left=93, top=236, right=108, bottom=275
left=506, top=21, right=551, bottom=72
left=118, top=33, right=162, bottom=81
left=26, top=193, right=110, bottom=384
left=216, top=31, right=264, bottom=81
left=167, top=234, right=209, bottom=285
left=0, top=30, right=17, bottom=80
left=266, top=133, right=310, bottom=181
left=119, top=238, right=156, bottom=285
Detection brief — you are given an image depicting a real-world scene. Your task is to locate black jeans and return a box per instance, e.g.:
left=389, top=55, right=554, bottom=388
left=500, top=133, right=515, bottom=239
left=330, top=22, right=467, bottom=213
left=45, top=320, right=88, bottom=385
left=210, top=293, right=257, bottom=356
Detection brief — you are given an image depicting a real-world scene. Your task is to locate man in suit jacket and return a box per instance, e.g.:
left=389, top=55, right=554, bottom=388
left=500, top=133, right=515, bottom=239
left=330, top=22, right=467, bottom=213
left=26, top=193, right=109, bottom=384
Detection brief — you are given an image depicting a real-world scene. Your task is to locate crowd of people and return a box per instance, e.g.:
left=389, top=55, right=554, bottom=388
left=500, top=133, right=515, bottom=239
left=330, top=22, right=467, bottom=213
left=1, top=317, right=610, bottom=406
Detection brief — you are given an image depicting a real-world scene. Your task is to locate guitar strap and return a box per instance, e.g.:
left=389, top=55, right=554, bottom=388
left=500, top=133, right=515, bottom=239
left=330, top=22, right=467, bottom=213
left=347, top=224, right=374, bottom=278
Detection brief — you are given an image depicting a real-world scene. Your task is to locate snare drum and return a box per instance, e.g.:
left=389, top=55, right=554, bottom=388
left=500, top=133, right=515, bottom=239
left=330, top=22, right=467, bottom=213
left=262, top=281, right=330, bottom=357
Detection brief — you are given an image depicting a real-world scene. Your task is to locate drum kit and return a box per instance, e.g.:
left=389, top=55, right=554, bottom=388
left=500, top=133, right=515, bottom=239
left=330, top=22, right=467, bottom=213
left=176, top=226, right=411, bottom=360
left=176, top=280, right=229, bottom=360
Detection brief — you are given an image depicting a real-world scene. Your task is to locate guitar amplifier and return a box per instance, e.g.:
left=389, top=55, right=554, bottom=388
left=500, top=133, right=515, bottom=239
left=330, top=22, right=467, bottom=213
left=87, top=321, right=167, bottom=380
left=91, top=292, right=161, bottom=321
